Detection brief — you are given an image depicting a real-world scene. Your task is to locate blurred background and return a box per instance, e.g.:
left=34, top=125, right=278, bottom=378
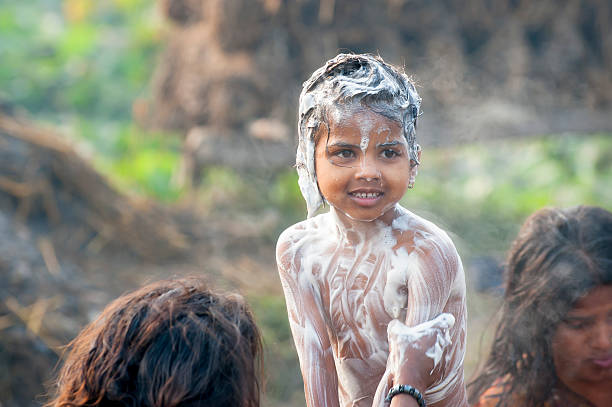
left=1, top=0, right=611, bottom=406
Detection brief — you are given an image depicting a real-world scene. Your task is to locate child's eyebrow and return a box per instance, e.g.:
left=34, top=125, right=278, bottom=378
left=563, top=315, right=592, bottom=322
left=327, top=141, right=359, bottom=148
left=377, top=141, right=405, bottom=148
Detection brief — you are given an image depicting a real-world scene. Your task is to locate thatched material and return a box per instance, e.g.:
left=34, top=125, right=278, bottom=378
left=148, top=24, right=262, bottom=132
left=176, top=124, right=293, bottom=188
left=0, top=113, right=190, bottom=261
left=208, top=0, right=270, bottom=52
left=149, top=0, right=612, bottom=142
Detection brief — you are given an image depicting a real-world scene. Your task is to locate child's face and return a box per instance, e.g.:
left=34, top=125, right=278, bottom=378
left=314, top=104, right=416, bottom=222
left=552, top=284, right=612, bottom=391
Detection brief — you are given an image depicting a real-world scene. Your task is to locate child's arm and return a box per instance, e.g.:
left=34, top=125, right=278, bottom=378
left=397, top=228, right=468, bottom=407
left=419, top=237, right=468, bottom=407
left=277, top=235, right=340, bottom=407
left=374, top=315, right=457, bottom=407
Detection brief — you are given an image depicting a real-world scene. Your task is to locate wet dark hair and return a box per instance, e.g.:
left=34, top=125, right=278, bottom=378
left=48, top=277, right=263, bottom=407
left=468, top=205, right=612, bottom=406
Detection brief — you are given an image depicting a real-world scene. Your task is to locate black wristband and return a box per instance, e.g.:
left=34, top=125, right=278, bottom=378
left=385, top=384, right=426, bottom=407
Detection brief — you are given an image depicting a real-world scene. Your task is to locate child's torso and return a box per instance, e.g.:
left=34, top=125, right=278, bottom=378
left=323, top=244, right=396, bottom=407
left=292, top=211, right=451, bottom=406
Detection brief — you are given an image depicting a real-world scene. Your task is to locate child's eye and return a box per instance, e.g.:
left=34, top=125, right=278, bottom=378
left=327, top=148, right=357, bottom=166
left=336, top=150, right=355, bottom=159
left=381, top=149, right=400, bottom=159
left=564, top=319, right=590, bottom=330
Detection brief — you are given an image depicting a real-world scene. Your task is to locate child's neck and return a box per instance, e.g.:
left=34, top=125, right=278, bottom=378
left=329, top=206, right=400, bottom=243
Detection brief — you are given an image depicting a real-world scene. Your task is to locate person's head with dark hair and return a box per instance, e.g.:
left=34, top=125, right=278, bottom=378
left=469, top=205, right=612, bottom=407
left=48, top=277, right=263, bottom=407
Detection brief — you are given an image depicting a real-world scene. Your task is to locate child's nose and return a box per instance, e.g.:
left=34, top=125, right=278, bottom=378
left=590, top=322, right=612, bottom=351
left=355, top=155, right=381, bottom=180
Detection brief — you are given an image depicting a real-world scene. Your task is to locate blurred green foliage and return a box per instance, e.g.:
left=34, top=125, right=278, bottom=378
left=404, top=134, right=612, bottom=257
left=2, top=2, right=611, bottom=405
left=0, top=0, right=182, bottom=200
left=94, top=123, right=183, bottom=201
left=0, top=0, right=160, bottom=121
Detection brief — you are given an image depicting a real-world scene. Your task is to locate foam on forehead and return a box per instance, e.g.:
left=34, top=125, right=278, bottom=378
left=296, top=53, right=422, bottom=218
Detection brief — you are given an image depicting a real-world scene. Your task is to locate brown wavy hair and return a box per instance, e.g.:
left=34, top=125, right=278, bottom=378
left=468, top=205, right=612, bottom=406
left=48, top=277, right=263, bottom=407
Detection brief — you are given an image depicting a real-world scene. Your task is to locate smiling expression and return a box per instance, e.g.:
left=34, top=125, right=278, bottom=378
left=552, top=285, right=612, bottom=391
left=314, top=103, right=417, bottom=223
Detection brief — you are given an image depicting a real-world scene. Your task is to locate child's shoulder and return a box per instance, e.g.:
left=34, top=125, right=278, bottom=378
left=276, top=213, right=334, bottom=262
left=391, top=207, right=458, bottom=258
left=278, top=212, right=332, bottom=241
left=391, top=208, right=464, bottom=283
left=392, top=206, right=450, bottom=237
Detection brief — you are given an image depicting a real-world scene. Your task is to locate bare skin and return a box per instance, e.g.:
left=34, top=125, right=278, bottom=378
left=277, top=206, right=468, bottom=407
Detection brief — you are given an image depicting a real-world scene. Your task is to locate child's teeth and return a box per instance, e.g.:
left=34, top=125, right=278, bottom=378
left=355, top=192, right=379, bottom=198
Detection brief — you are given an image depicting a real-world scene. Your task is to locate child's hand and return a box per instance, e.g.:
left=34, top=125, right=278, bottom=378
left=373, top=313, right=455, bottom=406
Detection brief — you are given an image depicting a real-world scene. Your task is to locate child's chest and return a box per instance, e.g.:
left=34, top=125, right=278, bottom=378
left=309, top=243, right=424, bottom=359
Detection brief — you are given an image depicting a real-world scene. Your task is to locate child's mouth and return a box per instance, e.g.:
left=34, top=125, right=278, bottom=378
left=349, top=191, right=383, bottom=206
left=592, top=355, right=612, bottom=368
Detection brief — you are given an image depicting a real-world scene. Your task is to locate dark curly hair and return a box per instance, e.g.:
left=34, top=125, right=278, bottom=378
left=48, top=277, right=263, bottom=407
left=468, top=205, right=612, bottom=406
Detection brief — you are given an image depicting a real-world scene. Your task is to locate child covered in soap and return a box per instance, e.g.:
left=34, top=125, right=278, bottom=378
left=277, top=54, right=468, bottom=407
